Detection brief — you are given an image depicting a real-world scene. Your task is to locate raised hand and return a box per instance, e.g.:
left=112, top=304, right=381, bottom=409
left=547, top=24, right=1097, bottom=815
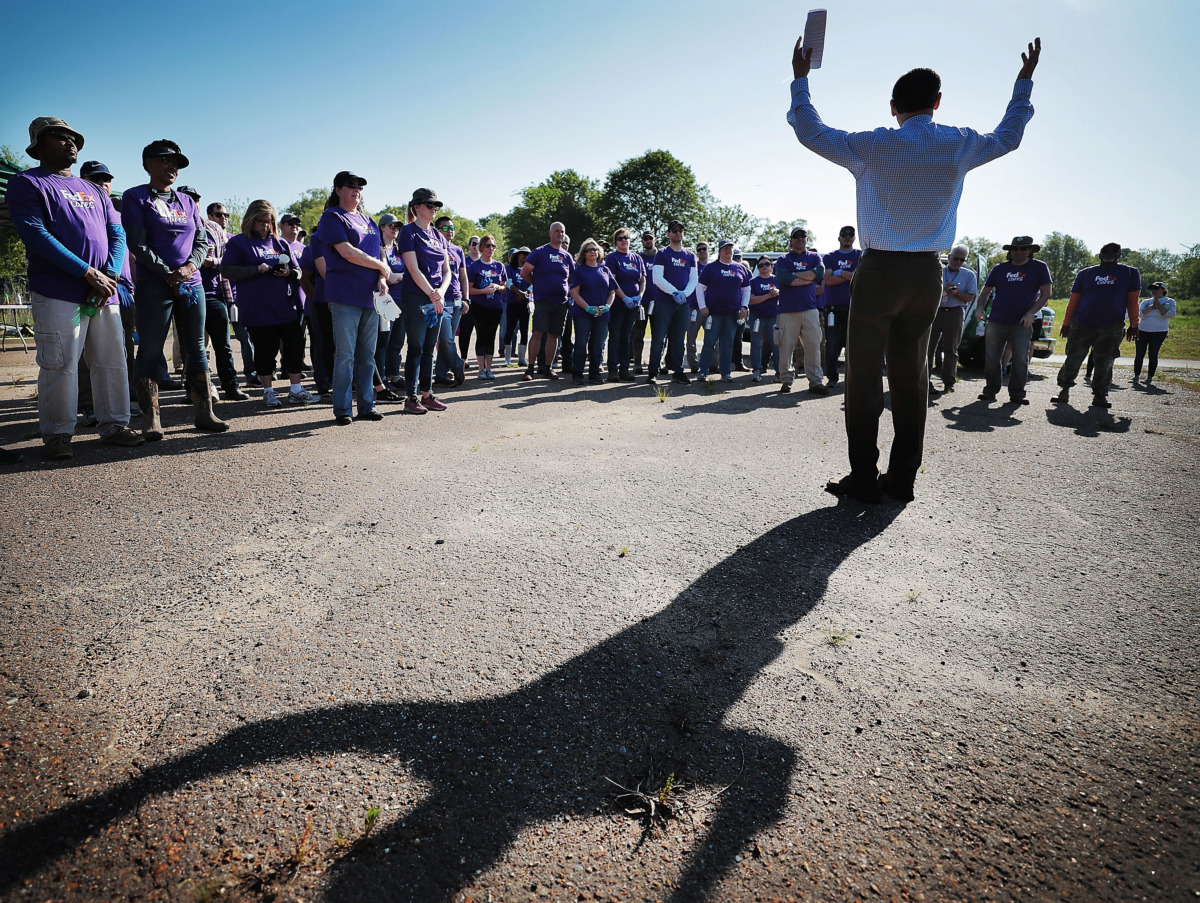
left=1017, top=37, right=1042, bottom=80
left=792, top=37, right=814, bottom=79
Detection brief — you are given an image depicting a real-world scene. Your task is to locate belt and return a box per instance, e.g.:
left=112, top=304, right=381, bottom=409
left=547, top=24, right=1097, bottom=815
left=863, top=249, right=938, bottom=258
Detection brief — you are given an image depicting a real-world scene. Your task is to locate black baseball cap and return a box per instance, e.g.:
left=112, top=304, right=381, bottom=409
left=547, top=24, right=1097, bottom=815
left=667, top=220, right=685, bottom=232
left=334, top=170, right=367, bottom=189
left=177, top=185, right=201, bottom=201
left=143, top=140, right=190, bottom=168
left=280, top=213, right=302, bottom=226
left=80, top=161, right=112, bottom=181
left=790, top=226, right=809, bottom=239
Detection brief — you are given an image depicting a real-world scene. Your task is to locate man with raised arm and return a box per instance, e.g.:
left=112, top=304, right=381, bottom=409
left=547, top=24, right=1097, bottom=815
left=788, top=35, right=1041, bottom=503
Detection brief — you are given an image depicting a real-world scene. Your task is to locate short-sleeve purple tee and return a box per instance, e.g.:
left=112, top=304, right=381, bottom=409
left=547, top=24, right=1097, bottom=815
left=397, top=222, right=447, bottom=295
left=286, top=239, right=307, bottom=312
left=4, top=168, right=120, bottom=304
left=121, top=185, right=204, bottom=287
left=317, top=207, right=381, bottom=308
left=222, top=234, right=303, bottom=327
left=775, top=250, right=822, bottom=313
left=821, top=248, right=860, bottom=308
left=1069, top=264, right=1141, bottom=329
left=299, top=235, right=325, bottom=305
left=699, top=260, right=750, bottom=316
left=604, top=250, right=646, bottom=298
left=526, top=243, right=574, bottom=304
left=568, top=264, right=614, bottom=321
left=382, top=243, right=406, bottom=302
left=444, top=242, right=467, bottom=302
left=984, top=259, right=1052, bottom=324
left=749, top=275, right=779, bottom=318
left=466, top=257, right=507, bottom=310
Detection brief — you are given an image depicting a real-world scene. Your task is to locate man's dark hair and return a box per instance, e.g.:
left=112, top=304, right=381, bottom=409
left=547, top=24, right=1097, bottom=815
left=891, top=68, right=941, bottom=114
left=434, top=215, right=452, bottom=227
left=206, top=202, right=223, bottom=217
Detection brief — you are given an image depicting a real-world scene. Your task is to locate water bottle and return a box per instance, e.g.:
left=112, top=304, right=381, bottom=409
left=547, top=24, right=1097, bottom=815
left=827, top=309, right=835, bottom=327
left=637, top=305, right=646, bottom=321
left=690, top=309, right=697, bottom=323
left=80, top=292, right=102, bottom=318
left=752, top=319, right=761, bottom=334
left=705, top=316, right=713, bottom=330
left=647, top=300, right=655, bottom=316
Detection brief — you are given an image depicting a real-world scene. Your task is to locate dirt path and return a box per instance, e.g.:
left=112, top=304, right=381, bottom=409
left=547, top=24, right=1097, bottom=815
left=1, top=354, right=1197, bottom=902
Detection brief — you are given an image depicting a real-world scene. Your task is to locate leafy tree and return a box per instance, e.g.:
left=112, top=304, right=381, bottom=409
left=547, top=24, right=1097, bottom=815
left=955, top=235, right=1005, bottom=277
left=1040, top=232, right=1095, bottom=298
left=752, top=219, right=812, bottom=253
left=505, top=170, right=599, bottom=251
left=692, top=187, right=761, bottom=250
left=1123, top=247, right=1179, bottom=290
left=1172, top=243, right=1200, bottom=300
left=220, top=196, right=250, bottom=232
left=0, top=145, right=32, bottom=275
left=592, top=151, right=700, bottom=242
left=283, top=188, right=329, bottom=236
left=477, top=213, right=510, bottom=254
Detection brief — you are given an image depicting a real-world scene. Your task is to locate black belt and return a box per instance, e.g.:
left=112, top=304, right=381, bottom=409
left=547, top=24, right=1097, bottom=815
left=863, top=249, right=938, bottom=258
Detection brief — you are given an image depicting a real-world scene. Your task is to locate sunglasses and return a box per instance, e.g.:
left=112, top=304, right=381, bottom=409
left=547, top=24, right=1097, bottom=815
left=422, top=201, right=441, bottom=209
left=439, top=225, right=455, bottom=232
left=616, top=236, right=630, bottom=242
left=212, top=212, right=229, bottom=218
left=481, top=243, right=495, bottom=248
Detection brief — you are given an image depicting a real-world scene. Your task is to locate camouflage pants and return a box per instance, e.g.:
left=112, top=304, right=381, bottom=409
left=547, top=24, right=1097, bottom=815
left=1056, top=323, right=1124, bottom=397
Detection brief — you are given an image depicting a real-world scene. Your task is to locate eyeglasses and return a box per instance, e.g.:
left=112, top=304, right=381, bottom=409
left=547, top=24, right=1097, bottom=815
left=213, top=211, right=229, bottom=218
left=439, top=225, right=455, bottom=232
left=615, top=236, right=630, bottom=242
left=422, top=201, right=441, bottom=210
left=669, top=228, right=683, bottom=234
left=481, top=243, right=495, bottom=248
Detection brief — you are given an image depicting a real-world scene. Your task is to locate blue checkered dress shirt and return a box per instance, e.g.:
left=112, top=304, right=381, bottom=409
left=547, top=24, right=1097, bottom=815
left=788, top=78, right=1035, bottom=252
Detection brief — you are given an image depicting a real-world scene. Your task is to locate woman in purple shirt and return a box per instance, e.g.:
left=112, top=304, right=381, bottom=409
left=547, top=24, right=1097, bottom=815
left=397, top=188, right=452, bottom=414
left=501, top=247, right=532, bottom=368
left=123, top=139, right=226, bottom=435
left=567, top=239, right=616, bottom=385
left=315, top=171, right=391, bottom=425
left=220, top=200, right=313, bottom=408
left=465, top=234, right=507, bottom=379
left=374, top=213, right=406, bottom=400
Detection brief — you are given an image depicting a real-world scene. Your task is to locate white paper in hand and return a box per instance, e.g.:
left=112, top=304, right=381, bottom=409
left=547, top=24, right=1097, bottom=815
left=804, top=8, right=827, bottom=70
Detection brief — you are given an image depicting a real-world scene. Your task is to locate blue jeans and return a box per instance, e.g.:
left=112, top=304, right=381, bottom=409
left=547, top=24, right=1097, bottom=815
left=401, top=292, right=440, bottom=394
left=434, top=303, right=463, bottom=381
left=134, top=278, right=208, bottom=378
left=572, top=315, right=609, bottom=378
left=699, top=314, right=738, bottom=378
left=329, top=301, right=378, bottom=417
left=232, top=318, right=256, bottom=379
left=984, top=320, right=1033, bottom=399
left=649, top=299, right=688, bottom=376
left=607, top=302, right=637, bottom=375
left=749, top=315, right=778, bottom=374
left=204, top=296, right=238, bottom=390
left=375, top=317, right=405, bottom=383
left=824, top=305, right=849, bottom=382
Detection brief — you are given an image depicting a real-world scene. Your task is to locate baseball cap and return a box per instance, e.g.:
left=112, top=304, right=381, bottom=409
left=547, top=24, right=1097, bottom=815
left=80, top=161, right=112, bottom=181
left=334, top=170, right=367, bottom=189
left=142, top=140, right=190, bottom=168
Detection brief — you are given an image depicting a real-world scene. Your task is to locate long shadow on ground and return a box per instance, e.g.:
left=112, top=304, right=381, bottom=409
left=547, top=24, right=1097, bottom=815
left=0, top=501, right=898, bottom=901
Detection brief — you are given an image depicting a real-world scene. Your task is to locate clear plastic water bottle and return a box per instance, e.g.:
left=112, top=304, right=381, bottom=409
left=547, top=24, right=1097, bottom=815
left=705, top=316, right=713, bottom=330
left=752, top=319, right=760, bottom=334
left=690, top=309, right=697, bottom=322
left=80, top=292, right=102, bottom=318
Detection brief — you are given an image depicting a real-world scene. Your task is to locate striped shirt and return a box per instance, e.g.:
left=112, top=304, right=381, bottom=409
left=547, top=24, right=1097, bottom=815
left=787, top=77, right=1035, bottom=252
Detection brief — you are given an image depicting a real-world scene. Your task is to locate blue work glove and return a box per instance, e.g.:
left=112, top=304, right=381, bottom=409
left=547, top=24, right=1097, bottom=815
left=672, top=290, right=688, bottom=305
left=117, top=283, right=134, bottom=309
left=177, top=282, right=203, bottom=308
left=624, top=294, right=640, bottom=310
left=422, top=303, right=440, bottom=329
left=585, top=305, right=597, bottom=317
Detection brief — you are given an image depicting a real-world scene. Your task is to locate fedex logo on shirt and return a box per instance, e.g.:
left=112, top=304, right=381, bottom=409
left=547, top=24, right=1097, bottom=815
left=1094, top=275, right=1116, bottom=286
left=548, top=253, right=564, bottom=264
left=59, top=188, right=96, bottom=210
left=669, top=258, right=687, bottom=267
left=835, top=258, right=855, bottom=270
left=150, top=198, right=188, bottom=224
left=719, top=268, right=738, bottom=278
left=1005, top=271, right=1027, bottom=282
left=619, top=261, right=639, bottom=273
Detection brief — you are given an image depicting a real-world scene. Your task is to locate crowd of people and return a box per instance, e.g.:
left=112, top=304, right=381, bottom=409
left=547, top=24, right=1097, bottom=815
left=2, top=104, right=1177, bottom=470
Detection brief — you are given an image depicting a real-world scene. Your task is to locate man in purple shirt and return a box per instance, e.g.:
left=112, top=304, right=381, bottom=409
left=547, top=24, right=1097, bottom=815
left=5, top=117, right=143, bottom=459
left=820, top=226, right=860, bottom=386
left=520, top=222, right=574, bottom=380
left=203, top=202, right=257, bottom=390
left=773, top=227, right=829, bottom=395
left=975, top=237, right=1051, bottom=405
left=188, top=195, right=248, bottom=401
left=648, top=220, right=697, bottom=385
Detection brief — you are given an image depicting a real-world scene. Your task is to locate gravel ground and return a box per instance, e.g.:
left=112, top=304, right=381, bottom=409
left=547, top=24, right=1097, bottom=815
left=0, top=350, right=1197, bottom=903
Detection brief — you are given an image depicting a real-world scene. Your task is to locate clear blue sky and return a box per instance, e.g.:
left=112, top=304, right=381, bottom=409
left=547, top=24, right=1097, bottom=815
left=3, top=0, right=1197, bottom=254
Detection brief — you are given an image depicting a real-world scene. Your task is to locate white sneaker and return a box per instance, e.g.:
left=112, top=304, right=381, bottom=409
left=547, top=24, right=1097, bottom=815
left=287, top=387, right=316, bottom=405
left=263, top=387, right=282, bottom=407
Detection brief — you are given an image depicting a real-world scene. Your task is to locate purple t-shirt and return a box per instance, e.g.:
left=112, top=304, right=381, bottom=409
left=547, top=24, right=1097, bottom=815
left=466, top=257, right=507, bottom=310
left=201, top=221, right=227, bottom=298
left=382, top=243, right=406, bottom=302
left=775, top=250, right=822, bottom=313
left=222, top=234, right=303, bottom=327
left=638, top=250, right=657, bottom=306
left=1070, top=264, right=1141, bottom=329
left=5, top=168, right=122, bottom=305
left=286, top=239, right=307, bottom=312
left=568, top=263, right=614, bottom=321
left=749, top=275, right=779, bottom=318
left=444, top=242, right=467, bottom=303
left=526, top=243, right=574, bottom=304
left=507, top=260, right=532, bottom=305
left=699, top=260, right=750, bottom=316
left=821, top=248, right=860, bottom=308
left=299, top=236, right=324, bottom=305
left=604, top=250, right=646, bottom=298
left=317, top=207, right=381, bottom=308
left=652, top=246, right=697, bottom=302
left=397, top=222, right=447, bottom=294
left=121, top=185, right=204, bottom=287
left=985, top=259, right=1052, bottom=324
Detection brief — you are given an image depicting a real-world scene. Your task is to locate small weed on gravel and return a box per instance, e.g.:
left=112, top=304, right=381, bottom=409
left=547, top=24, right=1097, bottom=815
left=906, top=588, right=923, bottom=602
left=652, top=384, right=671, bottom=403
left=821, top=623, right=854, bottom=647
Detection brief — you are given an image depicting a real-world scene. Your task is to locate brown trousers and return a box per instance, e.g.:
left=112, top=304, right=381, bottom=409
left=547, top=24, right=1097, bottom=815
left=844, top=251, right=943, bottom=485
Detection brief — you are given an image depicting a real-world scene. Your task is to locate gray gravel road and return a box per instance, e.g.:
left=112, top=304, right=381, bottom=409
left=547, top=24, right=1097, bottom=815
left=1, top=356, right=1197, bottom=902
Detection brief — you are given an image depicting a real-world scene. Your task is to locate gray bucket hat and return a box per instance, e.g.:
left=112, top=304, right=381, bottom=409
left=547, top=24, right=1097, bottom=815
left=26, top=116, right=84, bottom=159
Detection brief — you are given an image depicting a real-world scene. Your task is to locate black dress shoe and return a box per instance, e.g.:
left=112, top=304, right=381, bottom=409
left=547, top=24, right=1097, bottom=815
left=878, top=472, right=915, bottom=503
left=354, top=409, right=384, bottom=421
left=334, top=415, right=353, bottom=426
left=824, top=474, right=882, bottom=504
left=223, top=387, right=251, bottom=401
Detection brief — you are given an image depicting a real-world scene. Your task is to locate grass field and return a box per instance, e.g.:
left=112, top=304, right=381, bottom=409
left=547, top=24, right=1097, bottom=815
left=1045, top=297, right=1199, bottom=360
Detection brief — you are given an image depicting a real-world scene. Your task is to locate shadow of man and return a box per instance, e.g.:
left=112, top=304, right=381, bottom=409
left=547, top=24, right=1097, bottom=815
left=1, top=501, right=899, bottom=901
